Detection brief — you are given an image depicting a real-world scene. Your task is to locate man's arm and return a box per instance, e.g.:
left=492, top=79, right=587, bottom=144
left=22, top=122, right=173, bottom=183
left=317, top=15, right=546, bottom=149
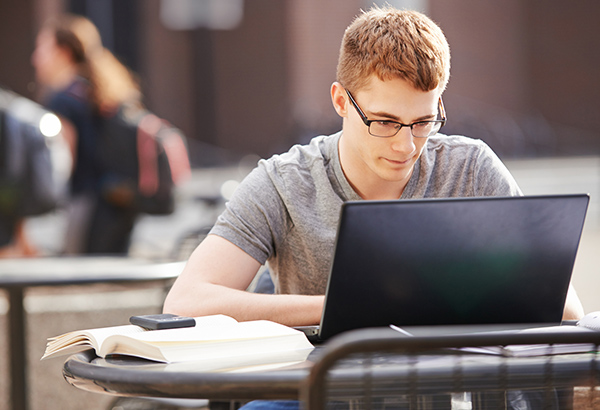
left=563, top=283, right=584, bottom=320
left=163, top=234, right=324, bottom=326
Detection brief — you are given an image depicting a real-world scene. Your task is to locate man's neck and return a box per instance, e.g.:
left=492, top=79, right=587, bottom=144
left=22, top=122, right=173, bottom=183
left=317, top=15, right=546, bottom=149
left=347, top=172, right=411, bottom=200
left=338, top=140, right=412, bottom=200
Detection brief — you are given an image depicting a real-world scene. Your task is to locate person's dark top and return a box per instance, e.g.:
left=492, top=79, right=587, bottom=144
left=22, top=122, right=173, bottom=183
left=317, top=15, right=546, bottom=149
left=45, top=77, right=101, bottom=195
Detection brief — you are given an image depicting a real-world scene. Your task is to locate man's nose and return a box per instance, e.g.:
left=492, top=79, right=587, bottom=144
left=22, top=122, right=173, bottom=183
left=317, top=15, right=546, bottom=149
left=389, top=126, right=416, bottom=153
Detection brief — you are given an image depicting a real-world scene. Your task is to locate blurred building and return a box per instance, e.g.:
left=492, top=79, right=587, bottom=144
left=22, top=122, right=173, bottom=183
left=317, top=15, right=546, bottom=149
left=1, top=0, right=599, bottom=164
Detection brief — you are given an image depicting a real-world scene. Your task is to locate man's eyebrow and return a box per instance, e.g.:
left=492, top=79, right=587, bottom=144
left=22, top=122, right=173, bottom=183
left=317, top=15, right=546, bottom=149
left=368, top=109, right=436, bottom=123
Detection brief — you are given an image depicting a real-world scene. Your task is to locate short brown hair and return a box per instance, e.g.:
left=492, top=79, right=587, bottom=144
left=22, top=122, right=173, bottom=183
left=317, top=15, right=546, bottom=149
left=337, top=6, right=450, bottom=93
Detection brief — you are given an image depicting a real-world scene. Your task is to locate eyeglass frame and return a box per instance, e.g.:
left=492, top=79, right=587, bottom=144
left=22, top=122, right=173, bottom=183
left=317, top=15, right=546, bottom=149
left=345, top=89, right=447, bottom=138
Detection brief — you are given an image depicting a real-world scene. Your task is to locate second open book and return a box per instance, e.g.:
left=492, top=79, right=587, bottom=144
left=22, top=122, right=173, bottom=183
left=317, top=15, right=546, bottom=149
left=43, top=314, right=314, bottom=370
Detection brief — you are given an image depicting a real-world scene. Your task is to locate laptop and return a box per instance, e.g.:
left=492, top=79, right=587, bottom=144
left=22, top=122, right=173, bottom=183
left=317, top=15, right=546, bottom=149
left=299, top=194, right=589, bottom=343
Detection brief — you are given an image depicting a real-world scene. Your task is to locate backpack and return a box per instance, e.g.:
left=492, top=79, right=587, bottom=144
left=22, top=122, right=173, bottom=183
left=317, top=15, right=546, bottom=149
left=98, top=103, right=191, bottom=215
left=0, top=89, right=63, bottom=216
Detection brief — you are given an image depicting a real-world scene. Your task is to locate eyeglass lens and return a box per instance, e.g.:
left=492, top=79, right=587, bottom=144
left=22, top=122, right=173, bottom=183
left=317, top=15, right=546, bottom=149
left=369, top=120, right=442, bottom=138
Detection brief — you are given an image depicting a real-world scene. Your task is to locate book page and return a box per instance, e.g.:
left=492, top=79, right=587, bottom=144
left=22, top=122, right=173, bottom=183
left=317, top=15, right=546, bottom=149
left=95, top=319, right=313, bottom=363
left=131, top=319, right=298, bottom=344
left=42, top=325, right=146, bottom=360
left=42, top=314, right=238, bottom=360
left=162, top=346, right=314, bottom=372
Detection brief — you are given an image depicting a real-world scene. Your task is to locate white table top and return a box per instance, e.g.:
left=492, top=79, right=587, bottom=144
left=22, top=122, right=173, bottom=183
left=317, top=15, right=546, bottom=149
left=0, top=257, right=184, bottom=287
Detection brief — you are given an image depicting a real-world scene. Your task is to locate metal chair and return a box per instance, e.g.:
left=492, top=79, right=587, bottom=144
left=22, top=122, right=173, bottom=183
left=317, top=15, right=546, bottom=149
left=302, top=327, right=600, bottom=410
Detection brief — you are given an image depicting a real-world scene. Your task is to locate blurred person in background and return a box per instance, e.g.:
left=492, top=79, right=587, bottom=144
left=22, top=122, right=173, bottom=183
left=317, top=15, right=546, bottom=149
left=1, top=87, right=68, bottom=257
left=0, top=220, right=36, bottom=257
left=31, top=14, right=141, bottom=254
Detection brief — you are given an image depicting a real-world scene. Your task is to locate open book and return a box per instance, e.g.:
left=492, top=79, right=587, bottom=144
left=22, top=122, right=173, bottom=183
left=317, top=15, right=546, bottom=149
left=42, top=315, right=314, bottom=370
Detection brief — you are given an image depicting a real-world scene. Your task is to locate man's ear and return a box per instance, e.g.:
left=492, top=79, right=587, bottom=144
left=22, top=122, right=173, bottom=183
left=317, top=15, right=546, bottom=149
left=330, top=82, right=348, bottom=118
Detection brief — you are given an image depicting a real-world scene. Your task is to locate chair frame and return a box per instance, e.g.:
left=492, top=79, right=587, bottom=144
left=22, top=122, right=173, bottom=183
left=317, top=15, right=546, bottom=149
left=302, top=327, right=600, bottom=410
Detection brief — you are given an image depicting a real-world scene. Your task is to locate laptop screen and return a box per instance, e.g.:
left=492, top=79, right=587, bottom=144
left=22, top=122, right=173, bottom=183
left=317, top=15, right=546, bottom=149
left=318, top=194, right=589, bottom=341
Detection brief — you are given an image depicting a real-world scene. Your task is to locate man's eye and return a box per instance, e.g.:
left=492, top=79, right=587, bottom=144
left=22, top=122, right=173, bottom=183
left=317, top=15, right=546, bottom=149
left=412, top=121, right=433, bottom=130
left=374, top=121, right=397, bottom=128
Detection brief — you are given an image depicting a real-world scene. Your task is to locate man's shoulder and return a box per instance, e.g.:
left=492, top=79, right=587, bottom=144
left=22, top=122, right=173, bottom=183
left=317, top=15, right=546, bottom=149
left=246, top=132, right=343, bottom=202
left=261, top=132, right=340, bottom=173
left=427, top=134, right=488, bottom=150
left=424, top=134, right=492, bottom=160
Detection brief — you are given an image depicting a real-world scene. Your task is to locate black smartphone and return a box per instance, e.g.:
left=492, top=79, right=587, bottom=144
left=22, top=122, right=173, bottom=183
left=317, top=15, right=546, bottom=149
left=129, top=314, right=196, bottom=330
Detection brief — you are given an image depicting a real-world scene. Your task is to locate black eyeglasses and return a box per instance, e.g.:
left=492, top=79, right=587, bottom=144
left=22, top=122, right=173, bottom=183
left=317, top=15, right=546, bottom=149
left=346, top=89, right=446, bottom=138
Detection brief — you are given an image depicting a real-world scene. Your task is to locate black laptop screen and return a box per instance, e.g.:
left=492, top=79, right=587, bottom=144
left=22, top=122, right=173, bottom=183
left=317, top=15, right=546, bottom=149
left=318, top=194, right=589, bottom=340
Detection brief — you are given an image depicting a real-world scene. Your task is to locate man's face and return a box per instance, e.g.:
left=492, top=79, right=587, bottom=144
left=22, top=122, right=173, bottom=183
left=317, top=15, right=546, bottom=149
left=334, top=76, right=441, bottom=199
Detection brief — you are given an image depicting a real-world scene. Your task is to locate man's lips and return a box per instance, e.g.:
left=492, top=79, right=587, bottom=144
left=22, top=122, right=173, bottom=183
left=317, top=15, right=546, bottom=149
left=383, top=156, right=412, bottom=165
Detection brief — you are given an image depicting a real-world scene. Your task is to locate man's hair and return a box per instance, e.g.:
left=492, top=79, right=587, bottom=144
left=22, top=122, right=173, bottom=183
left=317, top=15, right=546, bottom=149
left=337, top=6, right=450, bottom=93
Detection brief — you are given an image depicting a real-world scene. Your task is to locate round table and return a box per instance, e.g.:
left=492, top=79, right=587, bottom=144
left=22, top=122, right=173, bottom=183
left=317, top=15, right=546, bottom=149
left=0, top=256, right=184, bottom=410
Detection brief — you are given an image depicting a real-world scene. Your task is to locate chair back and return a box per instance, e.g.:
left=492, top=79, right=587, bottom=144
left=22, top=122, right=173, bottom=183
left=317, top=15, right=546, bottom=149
left=302, top=327, right=600, bottom=410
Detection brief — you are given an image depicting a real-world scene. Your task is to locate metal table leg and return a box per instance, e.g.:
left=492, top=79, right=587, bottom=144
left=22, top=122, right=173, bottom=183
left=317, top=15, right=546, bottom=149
left=8, top=286, right=27, bottom=410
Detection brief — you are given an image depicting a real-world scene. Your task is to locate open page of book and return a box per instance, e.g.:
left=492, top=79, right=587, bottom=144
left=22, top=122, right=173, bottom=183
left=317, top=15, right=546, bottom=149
left=43, top=315, right=314, bottom=367
left=42, top=315, right=238, bottom=360
left=42, top=324, right=146, bottom=360
left=96, top=319, right=314, bottom=363
left=162, top=347, right=315, bottom=373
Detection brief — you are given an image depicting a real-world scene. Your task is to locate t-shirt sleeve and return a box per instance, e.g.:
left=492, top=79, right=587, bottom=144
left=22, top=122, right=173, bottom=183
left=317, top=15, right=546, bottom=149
left=409, top=135, right=524, bottom=199
left=209, top=162, right=290, bottom=265
left=472, top=142, right=523, bottom=197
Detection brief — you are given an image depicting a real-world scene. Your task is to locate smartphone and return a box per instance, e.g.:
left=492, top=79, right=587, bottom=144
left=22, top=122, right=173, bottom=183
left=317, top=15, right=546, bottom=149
left=129, top=314, right=196, bottom=330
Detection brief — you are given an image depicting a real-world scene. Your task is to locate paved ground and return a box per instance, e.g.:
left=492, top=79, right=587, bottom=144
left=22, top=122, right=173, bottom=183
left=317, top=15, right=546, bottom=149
left=0, top=155, right=599, bottom=410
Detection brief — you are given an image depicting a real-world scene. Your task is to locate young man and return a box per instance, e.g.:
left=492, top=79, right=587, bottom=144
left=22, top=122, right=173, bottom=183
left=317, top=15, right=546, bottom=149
left=164, top=7, right=583, bottom=325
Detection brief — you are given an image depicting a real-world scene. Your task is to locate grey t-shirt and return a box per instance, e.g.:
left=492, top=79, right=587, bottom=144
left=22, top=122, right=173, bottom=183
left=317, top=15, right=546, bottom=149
left=211, top=131, right=522, bottom=295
